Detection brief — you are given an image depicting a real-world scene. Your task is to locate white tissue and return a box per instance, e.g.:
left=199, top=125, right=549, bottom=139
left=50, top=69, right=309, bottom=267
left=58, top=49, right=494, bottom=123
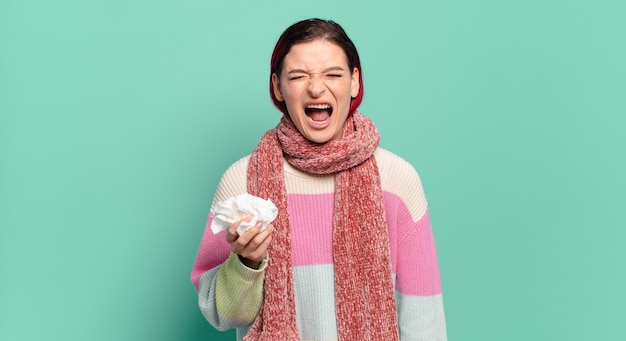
left=210, top=193, right=278, bottom=236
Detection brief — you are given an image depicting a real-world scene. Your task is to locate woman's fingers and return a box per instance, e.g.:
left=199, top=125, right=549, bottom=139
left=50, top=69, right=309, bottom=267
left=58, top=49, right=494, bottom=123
left=224, top=215, right=274, bottom=266
left=226, top=215, right=253, bottom=243
left=230, top=223, right=261, bottom=251
left=231, top=224, right=273, bottom=263
left=242, top=225, right=273, bottom=260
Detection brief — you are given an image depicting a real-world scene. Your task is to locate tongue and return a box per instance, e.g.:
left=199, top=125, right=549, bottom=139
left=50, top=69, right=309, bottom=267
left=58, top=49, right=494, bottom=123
left=308, top=109, right=330, bottom=122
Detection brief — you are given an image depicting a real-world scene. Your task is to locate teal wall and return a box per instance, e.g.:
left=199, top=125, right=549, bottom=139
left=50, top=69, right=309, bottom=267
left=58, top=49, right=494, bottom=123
left=1, top=1, right=625, bottom=340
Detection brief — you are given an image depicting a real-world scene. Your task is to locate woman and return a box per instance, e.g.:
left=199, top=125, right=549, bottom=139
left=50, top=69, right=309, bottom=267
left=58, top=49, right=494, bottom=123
left=191, top=18, right=447, bottom=340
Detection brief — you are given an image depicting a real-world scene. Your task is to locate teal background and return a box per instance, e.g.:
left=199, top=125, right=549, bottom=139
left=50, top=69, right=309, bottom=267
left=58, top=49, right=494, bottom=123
left=1, top=0, right=625, bottom=340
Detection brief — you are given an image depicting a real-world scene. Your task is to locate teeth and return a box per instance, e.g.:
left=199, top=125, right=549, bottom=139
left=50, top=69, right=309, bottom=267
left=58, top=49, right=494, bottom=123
left=306, top=104, right=331, bottom=110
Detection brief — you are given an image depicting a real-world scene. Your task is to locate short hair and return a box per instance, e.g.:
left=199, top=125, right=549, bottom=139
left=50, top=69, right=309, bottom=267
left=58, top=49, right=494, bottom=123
left=269, top=18, right=364, bottom=115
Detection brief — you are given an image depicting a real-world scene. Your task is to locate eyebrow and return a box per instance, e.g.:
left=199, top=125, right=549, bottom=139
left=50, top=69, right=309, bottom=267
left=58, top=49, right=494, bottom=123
left=287, top=66, right=346, bottom=74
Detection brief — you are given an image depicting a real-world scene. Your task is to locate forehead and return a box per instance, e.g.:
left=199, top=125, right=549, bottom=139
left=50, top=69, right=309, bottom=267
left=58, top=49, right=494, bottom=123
left=283, top=39, right=349, bottom=69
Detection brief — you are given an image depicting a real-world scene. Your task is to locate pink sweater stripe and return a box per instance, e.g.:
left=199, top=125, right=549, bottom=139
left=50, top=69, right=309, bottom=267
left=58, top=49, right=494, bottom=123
left=395, top=210, right=442, bottom=296
left=288, top=193, right=335, bottom=266
left=288, top=192, right=442, bottom=296
left=191, top=213, right=229, bottom=290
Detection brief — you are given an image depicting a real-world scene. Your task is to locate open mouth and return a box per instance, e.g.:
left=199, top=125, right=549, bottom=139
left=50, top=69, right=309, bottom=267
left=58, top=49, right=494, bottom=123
left=305, top=104, right=333, bottom=122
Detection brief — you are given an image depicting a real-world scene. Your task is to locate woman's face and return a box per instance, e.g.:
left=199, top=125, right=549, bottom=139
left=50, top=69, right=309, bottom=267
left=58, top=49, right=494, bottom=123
left=272, top=39, right=360, bottom=144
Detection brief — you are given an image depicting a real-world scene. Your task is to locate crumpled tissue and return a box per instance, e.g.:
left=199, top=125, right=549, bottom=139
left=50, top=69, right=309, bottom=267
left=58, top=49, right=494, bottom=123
left=210, top=193, right=278, bottom=236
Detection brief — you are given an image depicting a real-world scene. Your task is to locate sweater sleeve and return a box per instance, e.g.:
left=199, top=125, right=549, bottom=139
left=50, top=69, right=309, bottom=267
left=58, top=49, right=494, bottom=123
left=190, top=156, right=266, bottom=330
left=197, top=250, right=267, bottom=330
left=376, top=148, right=447, bottom=340
left=395, top=212, right=447, bottom=340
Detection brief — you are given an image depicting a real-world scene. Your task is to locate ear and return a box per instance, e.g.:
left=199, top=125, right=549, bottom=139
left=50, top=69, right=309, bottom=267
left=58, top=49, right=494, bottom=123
left=350, top=67, right=360, bottom=98
left=272, top=73, right=284, bottom=101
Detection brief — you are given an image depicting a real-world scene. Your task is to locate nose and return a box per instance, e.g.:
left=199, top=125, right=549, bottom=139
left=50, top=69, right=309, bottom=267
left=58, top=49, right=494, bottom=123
left=307, top=74, right=325, bottom=98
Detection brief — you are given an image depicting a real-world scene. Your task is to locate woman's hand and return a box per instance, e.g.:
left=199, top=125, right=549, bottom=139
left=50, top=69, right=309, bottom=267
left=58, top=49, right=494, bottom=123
left=226, top=215, right=273, bottom=269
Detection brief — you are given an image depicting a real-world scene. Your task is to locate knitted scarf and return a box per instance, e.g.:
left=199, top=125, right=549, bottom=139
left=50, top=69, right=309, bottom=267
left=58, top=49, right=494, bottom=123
left=244, top=112, right=399, bottom=341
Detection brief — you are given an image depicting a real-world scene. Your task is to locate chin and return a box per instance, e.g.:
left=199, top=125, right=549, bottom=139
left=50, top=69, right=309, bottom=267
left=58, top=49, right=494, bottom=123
left=305, top=131, right=339, bottom=144
left=304, top=135, right=329, bottom=144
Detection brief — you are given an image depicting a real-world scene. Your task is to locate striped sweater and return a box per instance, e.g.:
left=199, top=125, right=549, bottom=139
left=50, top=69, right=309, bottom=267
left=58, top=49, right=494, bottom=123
left=191, top=147, right=447, bottom=340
